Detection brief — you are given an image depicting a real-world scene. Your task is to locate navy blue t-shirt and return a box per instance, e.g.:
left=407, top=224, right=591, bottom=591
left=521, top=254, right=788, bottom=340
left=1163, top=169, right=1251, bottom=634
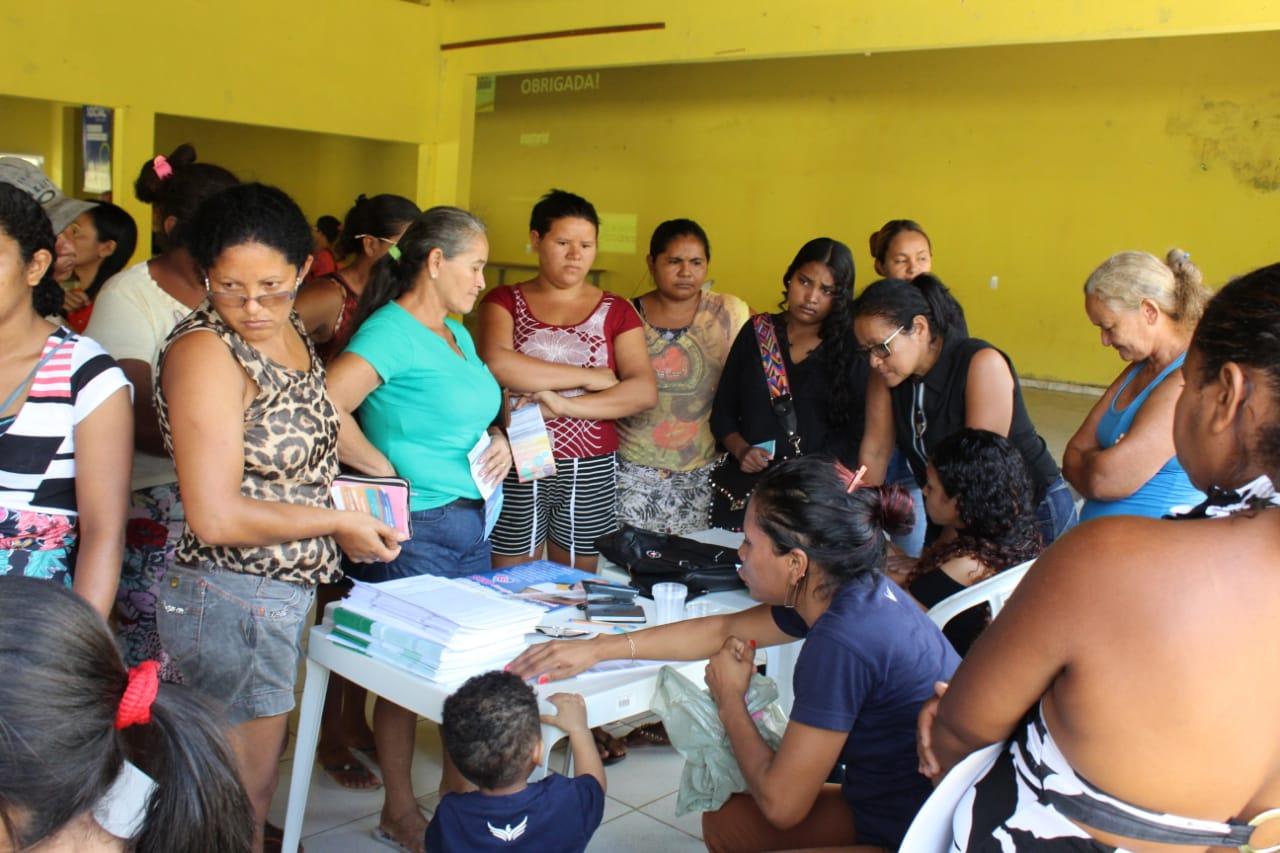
left=773, top=574, right=960, bottom=848
left=425, top=773, right=604, bottom=853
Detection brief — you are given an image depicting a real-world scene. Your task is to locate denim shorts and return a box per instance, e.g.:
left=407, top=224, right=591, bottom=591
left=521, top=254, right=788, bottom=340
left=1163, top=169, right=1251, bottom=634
left=345, top=498, right=490, bottom=582
left=1035, top=476, right=1080, bottom=547
left=156, top=562, right=314, bottom=725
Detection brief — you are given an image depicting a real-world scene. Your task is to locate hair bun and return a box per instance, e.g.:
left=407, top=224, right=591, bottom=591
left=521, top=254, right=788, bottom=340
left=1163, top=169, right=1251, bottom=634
left=1166, top=247, right=1203, bottom=287
left=875, top=484, right=916, bottom=536
left=868, top=227, right=886, bottom=260
left=167, top=143, right=198, bottom=169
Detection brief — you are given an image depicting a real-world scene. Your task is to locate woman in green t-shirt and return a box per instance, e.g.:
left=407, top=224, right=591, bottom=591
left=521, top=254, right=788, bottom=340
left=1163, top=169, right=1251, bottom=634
left=326, top=206, right=512, bottom=853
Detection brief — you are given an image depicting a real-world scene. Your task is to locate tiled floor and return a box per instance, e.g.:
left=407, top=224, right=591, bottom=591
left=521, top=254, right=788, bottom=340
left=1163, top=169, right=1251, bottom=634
left=273, top=388, right=1098, bottom=851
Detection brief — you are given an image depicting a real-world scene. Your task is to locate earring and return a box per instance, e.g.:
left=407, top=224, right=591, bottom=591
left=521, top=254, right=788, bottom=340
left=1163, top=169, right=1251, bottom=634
left=783, top=572, right=805, bottom=609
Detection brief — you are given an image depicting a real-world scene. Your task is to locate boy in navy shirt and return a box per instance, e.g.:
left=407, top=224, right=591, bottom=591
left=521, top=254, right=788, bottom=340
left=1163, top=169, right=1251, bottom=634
left=426, top=671, right=606, bottom=852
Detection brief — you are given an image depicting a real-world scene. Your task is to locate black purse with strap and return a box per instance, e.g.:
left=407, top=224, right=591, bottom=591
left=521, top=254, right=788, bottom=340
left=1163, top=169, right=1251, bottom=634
left=709, top=314, right=801, bottom=530
left=594, top=525, right=743, bottom=598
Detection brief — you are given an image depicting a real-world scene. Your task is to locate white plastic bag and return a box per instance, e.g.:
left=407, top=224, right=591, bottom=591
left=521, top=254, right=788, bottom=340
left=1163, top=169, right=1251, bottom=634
left=650, top=665, right=789, bottom=816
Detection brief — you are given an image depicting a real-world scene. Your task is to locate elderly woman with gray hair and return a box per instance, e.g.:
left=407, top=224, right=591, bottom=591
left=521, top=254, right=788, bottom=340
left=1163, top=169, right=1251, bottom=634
left=325, top=205, right=512, bottom=852
left=1064, top=248, right=1209, bottom=520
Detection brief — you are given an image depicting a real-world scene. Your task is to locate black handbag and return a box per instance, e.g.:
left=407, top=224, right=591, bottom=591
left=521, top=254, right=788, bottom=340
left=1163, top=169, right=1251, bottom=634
left=709, top=314, right=802, bottom=531
left=594, top=525, right=744, bottom=598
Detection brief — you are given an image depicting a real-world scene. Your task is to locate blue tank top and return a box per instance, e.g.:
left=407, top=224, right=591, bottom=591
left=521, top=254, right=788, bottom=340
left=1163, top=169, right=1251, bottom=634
left=1079, top=352, right=1204, bottom=520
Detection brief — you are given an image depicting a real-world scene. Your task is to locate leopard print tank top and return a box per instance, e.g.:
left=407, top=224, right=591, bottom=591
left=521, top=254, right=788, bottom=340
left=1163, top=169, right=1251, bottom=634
left=156, top=303, right=341, bottom=584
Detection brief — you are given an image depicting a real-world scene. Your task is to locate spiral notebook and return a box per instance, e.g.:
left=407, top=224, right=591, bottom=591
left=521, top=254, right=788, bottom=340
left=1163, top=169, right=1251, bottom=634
left=331, top=474, right=412, bottom=537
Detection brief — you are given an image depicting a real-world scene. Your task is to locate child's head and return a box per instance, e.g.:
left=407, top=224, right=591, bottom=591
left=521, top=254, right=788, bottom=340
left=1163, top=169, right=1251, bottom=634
left=442, top=671, right=542, bottom=790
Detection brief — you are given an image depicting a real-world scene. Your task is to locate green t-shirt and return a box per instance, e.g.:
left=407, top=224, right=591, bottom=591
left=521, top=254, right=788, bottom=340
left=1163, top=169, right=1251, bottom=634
left=346, top=303, right=501, bottom=511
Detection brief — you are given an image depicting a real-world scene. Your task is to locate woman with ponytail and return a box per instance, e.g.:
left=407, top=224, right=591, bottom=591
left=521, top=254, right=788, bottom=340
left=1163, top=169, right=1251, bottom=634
left=0, top=184, right=131, bottom=618
left=0, top=576, right=253, bottom=852
left=294, top=193, right=419, bottom=362
left=853, top=274, right=1077, bottom=546
left=1064, top=248, right=1209, bottom=519
left=510, top=456, right=959, bottom=851
left=326, top=206, right=512, bottom=852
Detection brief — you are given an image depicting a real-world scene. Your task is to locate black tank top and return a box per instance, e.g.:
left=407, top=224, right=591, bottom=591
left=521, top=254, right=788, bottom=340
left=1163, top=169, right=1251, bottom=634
left=889, top=336, right=1059, bottom=502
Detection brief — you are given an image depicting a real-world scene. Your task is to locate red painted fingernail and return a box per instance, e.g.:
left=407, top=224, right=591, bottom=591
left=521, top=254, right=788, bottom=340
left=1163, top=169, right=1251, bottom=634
left=503, top=664, right=511, bottom=672
left=538, top=674, right=550, bottom=684
left=749, top=639, right=757, bottom=649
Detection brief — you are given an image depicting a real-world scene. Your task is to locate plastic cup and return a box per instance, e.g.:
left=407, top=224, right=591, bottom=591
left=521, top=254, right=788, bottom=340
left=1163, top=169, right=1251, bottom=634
left=651, top=582, right=688, bottom=625
left=684, top=600, right=711, bottom=620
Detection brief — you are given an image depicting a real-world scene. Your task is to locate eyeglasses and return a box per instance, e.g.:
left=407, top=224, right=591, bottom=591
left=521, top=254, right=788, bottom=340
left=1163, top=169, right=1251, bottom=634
left=204, top=278, right=301, bottom=309
left=354, top=234, right=397, bottom=246
left=859, top=326, right=905, bottom=360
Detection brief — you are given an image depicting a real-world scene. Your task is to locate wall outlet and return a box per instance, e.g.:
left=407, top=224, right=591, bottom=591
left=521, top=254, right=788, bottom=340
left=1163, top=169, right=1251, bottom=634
left=989, top=275, right=999, bottom=289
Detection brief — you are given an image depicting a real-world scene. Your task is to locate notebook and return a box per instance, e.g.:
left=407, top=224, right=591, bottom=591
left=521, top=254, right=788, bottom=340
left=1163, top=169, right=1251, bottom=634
left=331, top=474, right=412, bottom=537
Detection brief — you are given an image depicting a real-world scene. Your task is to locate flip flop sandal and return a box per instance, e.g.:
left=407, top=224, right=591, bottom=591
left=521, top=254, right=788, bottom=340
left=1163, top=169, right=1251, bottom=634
left=321, top=757, right=383, bottom=790
left=624, top=722, right=671, bottom=747
left=592, top=727, right=628, bottom=765
left=371, top=825, right=423, bottom=853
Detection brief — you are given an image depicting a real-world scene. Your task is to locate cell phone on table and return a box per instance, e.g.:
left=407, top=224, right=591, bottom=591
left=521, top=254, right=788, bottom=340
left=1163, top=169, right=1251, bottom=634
left=578, top=601, right=646, bottom=623
left=581, top=580, right=639, bottom=600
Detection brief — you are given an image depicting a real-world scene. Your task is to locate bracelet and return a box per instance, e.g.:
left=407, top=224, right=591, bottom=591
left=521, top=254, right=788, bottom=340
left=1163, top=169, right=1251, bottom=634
left=625, top=634, right=637, bottom=661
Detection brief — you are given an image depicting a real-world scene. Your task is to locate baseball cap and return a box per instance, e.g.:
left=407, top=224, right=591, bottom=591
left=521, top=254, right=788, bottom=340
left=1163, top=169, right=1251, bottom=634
left=0, top=156, right=97, bottom=234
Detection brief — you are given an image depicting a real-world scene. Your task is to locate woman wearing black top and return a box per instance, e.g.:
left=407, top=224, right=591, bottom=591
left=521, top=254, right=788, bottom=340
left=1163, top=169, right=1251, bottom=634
left=853, top=275, right=1078, bottom=545
left=709, top=238, right=861, bottom=529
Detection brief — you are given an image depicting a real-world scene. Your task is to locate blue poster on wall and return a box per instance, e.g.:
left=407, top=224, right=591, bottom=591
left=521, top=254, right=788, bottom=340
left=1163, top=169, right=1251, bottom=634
left=82, top=106, right=113, bottom=194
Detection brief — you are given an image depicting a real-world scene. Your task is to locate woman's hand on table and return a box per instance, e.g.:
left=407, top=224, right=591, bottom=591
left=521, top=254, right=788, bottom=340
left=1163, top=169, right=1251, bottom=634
left=916, top=680, right=949, bottom=782
left=479, top=431, right=513, bottom=486
left=507, top=637, right=601, bottom=682
left=705, top=635, right=755, bottom=708
left=335, top=512, right=406, bottom=563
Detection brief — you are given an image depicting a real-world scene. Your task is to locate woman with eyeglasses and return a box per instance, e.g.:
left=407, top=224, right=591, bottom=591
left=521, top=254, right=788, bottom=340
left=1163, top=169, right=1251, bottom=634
left=154, top=183, right=404, bottom=851
left=852, top=275, right=1076, bottom=546
left=868, top=219, right=943, bottom=557
left=294, top=193, right=420, bottom=363
left=708, top=238, right=862, bottom=530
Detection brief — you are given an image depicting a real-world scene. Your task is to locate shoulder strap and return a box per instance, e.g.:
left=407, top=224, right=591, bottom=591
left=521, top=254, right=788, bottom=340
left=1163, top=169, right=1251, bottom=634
left=751, top=314, right=792, bottom=401
left=751, top=314, right=802, bottom=455
left=0, top=332, right=73, bottom=416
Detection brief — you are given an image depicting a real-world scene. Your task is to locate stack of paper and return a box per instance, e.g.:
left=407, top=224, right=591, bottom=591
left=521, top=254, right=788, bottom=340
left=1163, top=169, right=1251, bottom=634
left=329, top=576, right=544, bottom=686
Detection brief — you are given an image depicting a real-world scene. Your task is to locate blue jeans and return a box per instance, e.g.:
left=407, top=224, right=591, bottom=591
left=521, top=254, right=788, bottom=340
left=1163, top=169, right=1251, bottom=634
left=1035, top=477, right=1079, bottom=547
left=157, top=562, right=313, bottom=724
left=886, top=451, right=927, bottom=558
left=346, top=498, right=490, bottom=582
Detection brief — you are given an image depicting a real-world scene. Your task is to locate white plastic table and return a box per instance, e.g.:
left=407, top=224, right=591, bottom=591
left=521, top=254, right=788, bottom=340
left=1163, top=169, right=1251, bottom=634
left=280, top=529, right=802, bottom=853
left=595, top=527, right=801, bottom=715
left=280, top=601, right=704, bottom=853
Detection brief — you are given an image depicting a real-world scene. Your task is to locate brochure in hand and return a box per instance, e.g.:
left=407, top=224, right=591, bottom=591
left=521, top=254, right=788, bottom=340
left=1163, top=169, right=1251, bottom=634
left=331, top=474, right=412, bottom=537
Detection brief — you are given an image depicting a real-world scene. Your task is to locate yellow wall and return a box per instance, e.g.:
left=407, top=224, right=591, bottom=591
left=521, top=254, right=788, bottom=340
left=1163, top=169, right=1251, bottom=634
left=0, top=95, right=61, bottom=173
left=471, top=31, right=1280, bottom=385
left=155, top=117, right=420, bottom=226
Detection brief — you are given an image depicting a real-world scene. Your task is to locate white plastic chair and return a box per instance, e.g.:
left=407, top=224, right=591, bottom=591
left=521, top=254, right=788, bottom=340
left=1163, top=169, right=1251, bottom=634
left=926, top=558, right=1034, bottom=630
left=899, top=742, right=1003, bottom=852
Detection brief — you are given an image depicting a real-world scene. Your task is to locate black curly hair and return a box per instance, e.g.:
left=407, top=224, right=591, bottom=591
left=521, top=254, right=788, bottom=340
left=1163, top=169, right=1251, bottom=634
left=777, top=238, right=858, bottom=427
left=912, top=428, right=1041, bottom=584
left=0, top=183, right=65, bottom=316
left=751, top=455, right=915, bottom=598
left=441, top=671, right=541, bottom=790
left=185, top=183, right=313, bottom=275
